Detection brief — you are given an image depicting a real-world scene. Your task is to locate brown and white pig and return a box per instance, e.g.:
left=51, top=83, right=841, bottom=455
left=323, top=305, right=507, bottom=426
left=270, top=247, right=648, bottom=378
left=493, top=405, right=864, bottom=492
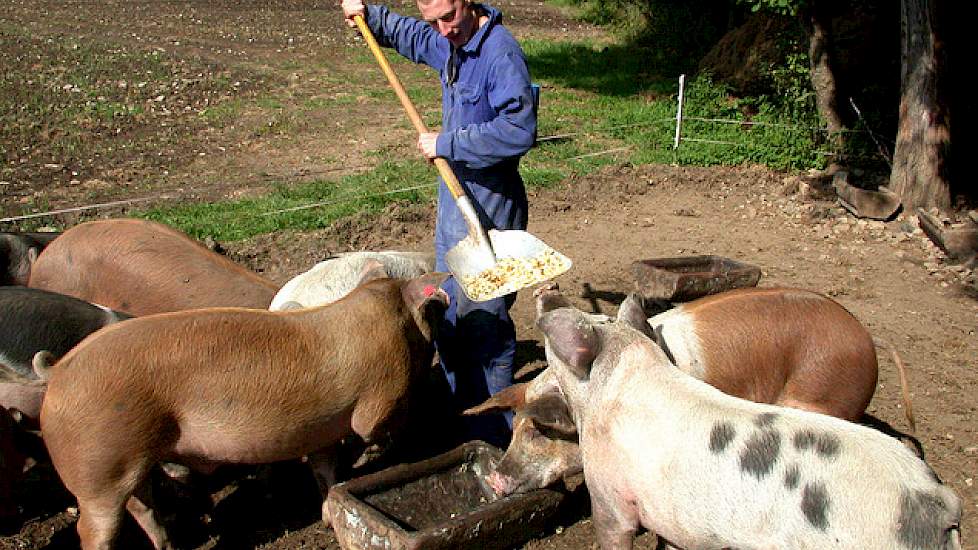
left=28, top=218, right=279, bottom=316
left=269, top=250, right=434, bottom=310
left=0, top=287, right=131, bottom=380
left=646, top=285, right=910, bottom=424
left=535, top=300, right=962, bottom=549
left=0, top=231, right=60, bottom=286
left=40, top=271, right=449, bottom=550
left=467, top=284, right=912, bottom=496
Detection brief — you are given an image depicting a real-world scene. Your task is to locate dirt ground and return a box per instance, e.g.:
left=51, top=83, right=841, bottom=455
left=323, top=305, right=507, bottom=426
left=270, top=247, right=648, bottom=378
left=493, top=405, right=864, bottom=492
left=1, top=1, right=976, bottom=549
left=4, top=164, right=977, bottom=550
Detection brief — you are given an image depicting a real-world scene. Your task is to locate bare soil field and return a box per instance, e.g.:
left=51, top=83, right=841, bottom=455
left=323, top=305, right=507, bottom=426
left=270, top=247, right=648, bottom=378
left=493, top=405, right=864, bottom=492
left=1, top=1, right=976, bottom=549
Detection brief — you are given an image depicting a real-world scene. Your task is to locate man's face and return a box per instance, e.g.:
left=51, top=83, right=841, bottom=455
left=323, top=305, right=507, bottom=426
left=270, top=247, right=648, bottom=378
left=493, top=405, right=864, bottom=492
left=419, top=0, right=477, bottom=48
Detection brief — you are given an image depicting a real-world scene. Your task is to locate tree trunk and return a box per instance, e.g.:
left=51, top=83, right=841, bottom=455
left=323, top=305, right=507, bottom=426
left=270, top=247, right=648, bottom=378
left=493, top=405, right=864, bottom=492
left=806, top=2, right=846, bottom=168
left=889, top=0, right=950, bottom=210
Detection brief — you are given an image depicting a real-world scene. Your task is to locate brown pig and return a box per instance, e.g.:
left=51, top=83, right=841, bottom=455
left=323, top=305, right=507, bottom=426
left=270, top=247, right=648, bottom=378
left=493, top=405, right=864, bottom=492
left=40, top=271, right=449, bottom=550
left=28, top=218, right=279, bottom=316
left=468, top=284, right=912, bottom=496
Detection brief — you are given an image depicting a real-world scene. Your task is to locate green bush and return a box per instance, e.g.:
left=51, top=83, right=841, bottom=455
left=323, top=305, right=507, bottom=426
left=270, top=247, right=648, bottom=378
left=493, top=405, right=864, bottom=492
left=673, top=75, right=824, bottom=170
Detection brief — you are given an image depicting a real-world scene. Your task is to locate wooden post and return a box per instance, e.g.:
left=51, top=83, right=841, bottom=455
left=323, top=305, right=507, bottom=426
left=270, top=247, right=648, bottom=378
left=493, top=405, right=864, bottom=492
left=673, top=74, right=686, bottom=150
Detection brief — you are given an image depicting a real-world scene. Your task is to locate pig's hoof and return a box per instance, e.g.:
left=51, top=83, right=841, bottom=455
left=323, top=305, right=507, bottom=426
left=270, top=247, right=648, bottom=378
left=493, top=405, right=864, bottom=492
left=321, top=500, right=332, bottom=529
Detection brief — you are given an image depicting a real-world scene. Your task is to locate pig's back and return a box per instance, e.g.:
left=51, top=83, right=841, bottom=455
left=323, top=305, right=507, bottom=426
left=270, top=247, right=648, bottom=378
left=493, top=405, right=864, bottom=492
left=655, top=287, right=877, bottom=418
left=30, top=219, right=278, bottom=315
left=603, top=363, right=957, bottom=550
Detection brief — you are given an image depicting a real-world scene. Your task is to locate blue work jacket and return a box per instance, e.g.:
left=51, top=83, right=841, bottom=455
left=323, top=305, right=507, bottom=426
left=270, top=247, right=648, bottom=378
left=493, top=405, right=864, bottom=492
left=364, top=3, right=537, bottom=183
left=364, top=4, right=535, bottom=443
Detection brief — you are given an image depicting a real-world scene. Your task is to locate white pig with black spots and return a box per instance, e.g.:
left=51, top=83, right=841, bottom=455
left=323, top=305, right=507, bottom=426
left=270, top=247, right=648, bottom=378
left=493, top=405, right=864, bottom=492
left=533, top=300, right=961, bottom=550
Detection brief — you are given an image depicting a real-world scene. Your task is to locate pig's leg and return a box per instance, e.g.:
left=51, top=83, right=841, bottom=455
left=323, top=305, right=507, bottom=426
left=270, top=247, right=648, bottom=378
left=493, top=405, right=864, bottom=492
left=125, top=477, right=172, bottom=550
left=308, top=444, right=343, bottom=492
left=590, top=491, right=638, bottom=550
left=64, top=453, right=158, bottom=550
left=307, top=444, right=343, bottom=528
left=75, top=496, right=127, bottom=550
left=350, top=394, right=401, bottom=443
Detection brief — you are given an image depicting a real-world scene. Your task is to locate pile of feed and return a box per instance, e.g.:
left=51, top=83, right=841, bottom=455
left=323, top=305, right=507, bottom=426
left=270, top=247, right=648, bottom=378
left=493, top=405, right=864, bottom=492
left=459, top=250, right=572, bottom=301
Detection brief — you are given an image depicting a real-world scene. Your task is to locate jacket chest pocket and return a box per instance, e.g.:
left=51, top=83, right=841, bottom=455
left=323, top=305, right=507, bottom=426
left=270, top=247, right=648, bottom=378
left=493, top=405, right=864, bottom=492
left=452, top=83, right=487, bottom=125
left=455, top=83, right=482, bottom=106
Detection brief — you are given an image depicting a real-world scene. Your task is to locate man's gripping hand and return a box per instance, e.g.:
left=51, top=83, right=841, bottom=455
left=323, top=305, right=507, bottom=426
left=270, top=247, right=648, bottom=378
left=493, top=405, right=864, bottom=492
left=341, top=0, right=365, bottom=27
left=418, top=132, right=439, bottom=161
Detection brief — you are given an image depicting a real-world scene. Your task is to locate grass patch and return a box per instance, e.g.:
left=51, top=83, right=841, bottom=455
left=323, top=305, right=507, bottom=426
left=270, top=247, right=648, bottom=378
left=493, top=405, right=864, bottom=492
left=522, top=38, right=824, bottom=175
left=135, top=36, right=826, bottom=242
left=524, top=39, right=673, bottom=97
left=5, top=10, right=828, bottom=240
left=137, top=159, right=437, bottom=241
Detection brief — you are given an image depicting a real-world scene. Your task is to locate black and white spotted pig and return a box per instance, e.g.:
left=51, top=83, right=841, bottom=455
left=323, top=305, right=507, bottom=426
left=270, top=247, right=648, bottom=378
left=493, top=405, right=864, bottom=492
left=468, top=284, right=911, bottom=497
left=0, top=287, right=131, bottom=380
left=529, top=300, right=961, bottom=549
left=0, top=232, right=60, bottom=286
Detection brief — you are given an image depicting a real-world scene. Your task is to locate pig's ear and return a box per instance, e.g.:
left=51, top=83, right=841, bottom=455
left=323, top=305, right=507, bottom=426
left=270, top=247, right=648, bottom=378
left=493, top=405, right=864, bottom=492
left=10, top=247, right=38, bottom=285
left=537, top=309, right=598, bottom=380
left=403, top=272, right=451, bottom=309
left=462, top=383, right=528, bottom=415
left=27, top=246, right=39, bottom=265
left=357, top=258, right=389, bottom=286
left=617, top=293, right=655, bottom=339
left=525, top=394, right=577, bottom=440
left=533, top=282, right=573, bottom=317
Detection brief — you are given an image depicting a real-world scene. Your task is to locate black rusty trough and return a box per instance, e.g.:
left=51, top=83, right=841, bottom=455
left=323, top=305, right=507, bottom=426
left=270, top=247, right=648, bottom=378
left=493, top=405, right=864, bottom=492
left=326, top=441, right=568, bottom=550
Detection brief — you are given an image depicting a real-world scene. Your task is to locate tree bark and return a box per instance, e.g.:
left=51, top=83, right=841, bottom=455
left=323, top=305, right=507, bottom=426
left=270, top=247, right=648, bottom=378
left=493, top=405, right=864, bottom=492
left=889, top=0, right=950, bottom=210
left=806, top=2, right=846, bottom=168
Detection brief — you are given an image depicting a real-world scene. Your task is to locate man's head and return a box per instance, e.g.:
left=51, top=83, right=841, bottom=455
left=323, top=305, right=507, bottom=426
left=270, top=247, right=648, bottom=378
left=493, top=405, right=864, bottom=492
left=418, top=0, right=480, bottom=47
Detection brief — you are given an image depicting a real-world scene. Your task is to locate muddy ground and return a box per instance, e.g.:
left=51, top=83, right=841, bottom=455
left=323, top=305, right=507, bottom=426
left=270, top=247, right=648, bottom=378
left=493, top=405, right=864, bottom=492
left=4, top=164, right=977, bottom=550
left=1, top=0, right=976, bottom=549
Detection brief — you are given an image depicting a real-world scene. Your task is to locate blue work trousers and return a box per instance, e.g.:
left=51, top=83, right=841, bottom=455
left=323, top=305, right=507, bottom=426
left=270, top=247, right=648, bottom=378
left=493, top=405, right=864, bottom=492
left=434, top=166, right=527, bottom=449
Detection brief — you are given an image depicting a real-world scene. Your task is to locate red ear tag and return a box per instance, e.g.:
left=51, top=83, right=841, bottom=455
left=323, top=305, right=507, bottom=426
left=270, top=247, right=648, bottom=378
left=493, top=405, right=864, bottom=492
left=423, top=285, right=437, bottom=297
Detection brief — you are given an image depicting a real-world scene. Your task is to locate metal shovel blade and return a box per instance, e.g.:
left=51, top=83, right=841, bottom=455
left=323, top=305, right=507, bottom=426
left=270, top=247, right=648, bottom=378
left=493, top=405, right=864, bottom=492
left=446, top=229, right=573, bottom=302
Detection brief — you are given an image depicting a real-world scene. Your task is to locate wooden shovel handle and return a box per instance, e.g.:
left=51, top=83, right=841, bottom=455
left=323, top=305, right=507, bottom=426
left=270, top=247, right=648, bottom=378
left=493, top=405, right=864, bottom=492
left=352, top=15, right=466, bottom=201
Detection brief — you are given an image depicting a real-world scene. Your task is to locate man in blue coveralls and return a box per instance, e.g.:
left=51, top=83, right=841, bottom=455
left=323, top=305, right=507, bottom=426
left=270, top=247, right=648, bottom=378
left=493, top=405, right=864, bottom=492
left=341, top=0, right=537, bottom=447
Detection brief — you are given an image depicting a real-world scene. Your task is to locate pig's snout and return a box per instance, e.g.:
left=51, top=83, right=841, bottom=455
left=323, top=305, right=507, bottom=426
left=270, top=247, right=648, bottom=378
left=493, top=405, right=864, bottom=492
left=532, top=282, right=559, bottom=298
left=487, top=470, right=517, bottom=496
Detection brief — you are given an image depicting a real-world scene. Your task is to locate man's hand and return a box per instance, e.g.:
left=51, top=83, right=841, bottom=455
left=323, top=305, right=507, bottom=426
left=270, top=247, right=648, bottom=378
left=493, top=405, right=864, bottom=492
left=341, top=0, right=365, bottom=27
left=418, top=132, right=439, bottom=161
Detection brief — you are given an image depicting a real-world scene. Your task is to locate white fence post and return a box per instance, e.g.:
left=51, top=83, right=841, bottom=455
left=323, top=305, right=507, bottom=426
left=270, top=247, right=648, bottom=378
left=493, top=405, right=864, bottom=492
left=673, top=73, right=686, bottom=150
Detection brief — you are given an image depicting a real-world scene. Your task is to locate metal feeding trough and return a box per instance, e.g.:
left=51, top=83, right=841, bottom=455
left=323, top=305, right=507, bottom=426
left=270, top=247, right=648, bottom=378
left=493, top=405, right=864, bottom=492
left=631, top=255, right=762, bottom=302
left=326, top=441, right=568, bottom=550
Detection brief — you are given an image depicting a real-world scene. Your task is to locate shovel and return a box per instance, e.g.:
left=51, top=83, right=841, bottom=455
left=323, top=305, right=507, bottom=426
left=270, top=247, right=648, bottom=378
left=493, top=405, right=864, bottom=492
left=352, top=14, right=571, bottom=302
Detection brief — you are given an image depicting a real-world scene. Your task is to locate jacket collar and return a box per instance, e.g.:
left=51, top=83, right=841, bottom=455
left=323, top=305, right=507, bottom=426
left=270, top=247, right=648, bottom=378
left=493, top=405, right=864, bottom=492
left=458, top=3, right=500, bottom=54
